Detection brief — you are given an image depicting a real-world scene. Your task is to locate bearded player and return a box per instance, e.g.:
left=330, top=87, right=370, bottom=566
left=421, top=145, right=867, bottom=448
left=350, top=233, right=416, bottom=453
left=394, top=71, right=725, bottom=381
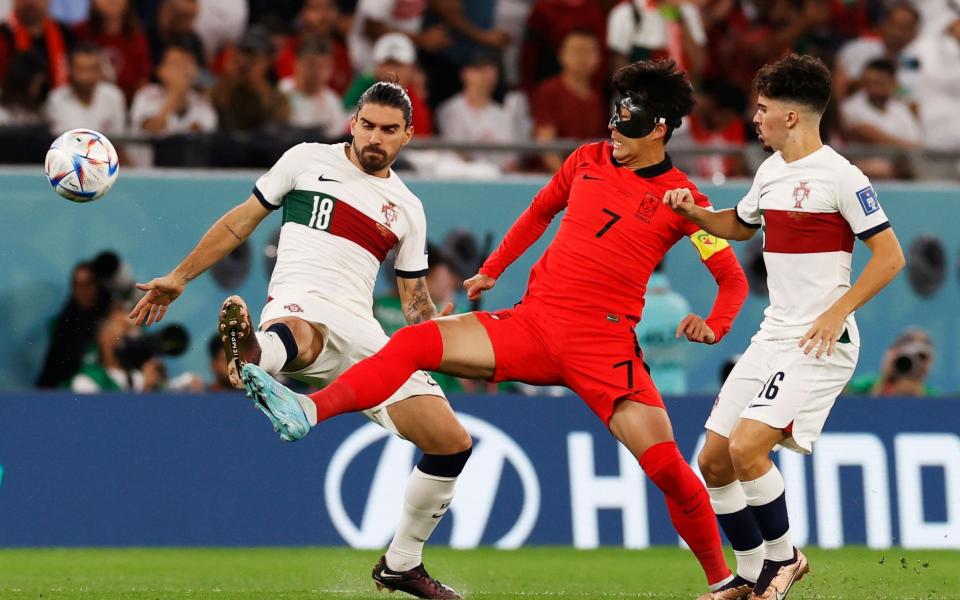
left=242, top=60, right=751, bottom=599
left=665, top=54, right=905, bottom=600
left=130, top=82, right=467, bottom=599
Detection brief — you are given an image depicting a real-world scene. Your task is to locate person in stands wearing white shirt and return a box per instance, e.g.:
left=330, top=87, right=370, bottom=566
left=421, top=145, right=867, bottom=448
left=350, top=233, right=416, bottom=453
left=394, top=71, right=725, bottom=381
left=841, top=58, right=922, bottom=178
left=279, top=36, right=347, bottom=139
left=910, top=15, right=960, bottom=157
left=666, top=54, right=904, bottom=600
left=46, top=41, right=126, bottom=135
left=436, top=50, right=517, bottom=170
left=130, top=42, right=217, bottom=135
left=833, top=2, right=920, bottom=101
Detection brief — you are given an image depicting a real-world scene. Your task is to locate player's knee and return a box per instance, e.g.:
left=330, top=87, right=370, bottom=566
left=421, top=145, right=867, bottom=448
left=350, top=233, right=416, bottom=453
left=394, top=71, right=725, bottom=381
left=728, top=436, right=764, bottom=477
left=698, top=448, right=734, bottom=487
left=417, top=446, right=473, bottom=478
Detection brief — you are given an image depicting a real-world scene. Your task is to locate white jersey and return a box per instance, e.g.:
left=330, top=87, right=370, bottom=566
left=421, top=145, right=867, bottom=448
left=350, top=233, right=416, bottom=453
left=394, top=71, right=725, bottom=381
left=736, top=145, right=890, bottom=343
left=254, top=142, right=429, bottom=319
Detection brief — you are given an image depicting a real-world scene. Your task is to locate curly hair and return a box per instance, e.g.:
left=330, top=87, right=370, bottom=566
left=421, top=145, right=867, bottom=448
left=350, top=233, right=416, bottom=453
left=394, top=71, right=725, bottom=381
left=611, top=59, right=694, bottom=141
left=753, top=54, right=832, bottom=114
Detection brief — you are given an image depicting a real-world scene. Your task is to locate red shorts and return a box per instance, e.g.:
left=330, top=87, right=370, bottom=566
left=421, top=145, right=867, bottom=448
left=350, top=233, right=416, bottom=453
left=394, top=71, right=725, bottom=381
left=475, top=301, right=664, bottom=425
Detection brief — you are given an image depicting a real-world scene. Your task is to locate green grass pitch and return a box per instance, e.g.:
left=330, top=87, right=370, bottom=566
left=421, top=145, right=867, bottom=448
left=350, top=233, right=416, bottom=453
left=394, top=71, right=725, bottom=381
left=0, top=547, right=956, bottom=599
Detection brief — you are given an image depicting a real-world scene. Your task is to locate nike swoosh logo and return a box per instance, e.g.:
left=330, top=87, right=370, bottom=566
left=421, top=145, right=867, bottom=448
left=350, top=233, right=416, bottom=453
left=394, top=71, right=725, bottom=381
left=318, top=174, right=341, bottom=183
left=378, top=571, right=403, bottom=579
left=760, top=191, right=771, bottom=198
left=748, top=403, right=771, bottom=408
left=583, top=174, right=602, bottom=180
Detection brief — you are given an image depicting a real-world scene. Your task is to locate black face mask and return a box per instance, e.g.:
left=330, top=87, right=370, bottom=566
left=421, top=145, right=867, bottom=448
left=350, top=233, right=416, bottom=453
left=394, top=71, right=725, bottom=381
left=609, top=96, right=666, bottom=139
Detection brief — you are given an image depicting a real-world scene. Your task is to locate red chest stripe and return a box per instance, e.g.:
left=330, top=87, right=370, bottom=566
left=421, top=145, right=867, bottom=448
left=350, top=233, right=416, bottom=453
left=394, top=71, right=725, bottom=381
left=762, top=209, right=854, bottom=254
left=328, top=200, right=399, bottom=262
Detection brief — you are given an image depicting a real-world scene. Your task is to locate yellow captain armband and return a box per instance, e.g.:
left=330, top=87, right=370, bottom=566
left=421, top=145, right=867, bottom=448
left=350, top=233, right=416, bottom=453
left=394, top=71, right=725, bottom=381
left=688, top=229, right=730, bottom=261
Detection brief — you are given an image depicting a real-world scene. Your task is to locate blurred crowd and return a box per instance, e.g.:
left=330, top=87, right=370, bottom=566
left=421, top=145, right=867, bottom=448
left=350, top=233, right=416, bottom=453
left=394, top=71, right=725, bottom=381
left=0, top=0, right=957, bottom=178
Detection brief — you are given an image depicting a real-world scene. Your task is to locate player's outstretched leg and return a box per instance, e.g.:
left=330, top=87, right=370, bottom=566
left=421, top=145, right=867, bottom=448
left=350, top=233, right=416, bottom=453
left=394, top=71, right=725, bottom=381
left=241, top=364, right=313, bottom=442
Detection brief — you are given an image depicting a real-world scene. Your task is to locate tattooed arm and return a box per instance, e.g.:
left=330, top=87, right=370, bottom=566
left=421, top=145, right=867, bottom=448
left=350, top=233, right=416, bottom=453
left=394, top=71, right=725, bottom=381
left=130, top=194, right=270, bottom=325
left=397, top=276, right=452, bottom=324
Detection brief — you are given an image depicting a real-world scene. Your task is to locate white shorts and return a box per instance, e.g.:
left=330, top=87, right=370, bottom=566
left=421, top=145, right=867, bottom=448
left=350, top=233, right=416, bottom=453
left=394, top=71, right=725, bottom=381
left=705, top=336, right=859, bottom=453
left=259, top=291, right=446, bottom=436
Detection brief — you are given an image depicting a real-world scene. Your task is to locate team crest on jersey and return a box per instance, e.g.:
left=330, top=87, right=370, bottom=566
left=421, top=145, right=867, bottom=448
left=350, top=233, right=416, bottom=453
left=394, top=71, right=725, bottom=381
left=284, top=303, right=303, bottom=313
left=792, top=181, right=811, bottom=208
left=635, top=192, right=660, bottom=223
left=381, top=201, right=399, bottom=228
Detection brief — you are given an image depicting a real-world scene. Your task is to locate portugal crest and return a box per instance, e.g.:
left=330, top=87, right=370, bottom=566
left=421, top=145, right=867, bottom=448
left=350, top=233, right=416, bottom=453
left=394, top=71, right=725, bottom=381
left=792, top=181, right=810, bottom=209
left=381, top=201, right=399, bottom=228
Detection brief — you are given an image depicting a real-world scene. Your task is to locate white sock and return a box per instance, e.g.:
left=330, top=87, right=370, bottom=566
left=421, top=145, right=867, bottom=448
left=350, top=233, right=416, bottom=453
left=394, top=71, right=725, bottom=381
left=741, top=464, right=794, bottom=562
left=254, top=330, right=288, bottom=374
left=708, top=480, right=765, bottom=582
left=385, top=467, right=457, bottom=572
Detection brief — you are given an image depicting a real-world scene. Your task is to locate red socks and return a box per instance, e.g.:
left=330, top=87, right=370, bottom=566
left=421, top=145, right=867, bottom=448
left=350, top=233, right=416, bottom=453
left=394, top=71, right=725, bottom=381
left=640, top=441, right=731, bottom=586
left=308, top=320, right=444, bottom=423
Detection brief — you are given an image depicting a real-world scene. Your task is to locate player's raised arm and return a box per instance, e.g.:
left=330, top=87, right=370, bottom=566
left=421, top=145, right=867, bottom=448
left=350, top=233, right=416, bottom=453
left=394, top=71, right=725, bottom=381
left=476, top=147, right=581, bottom=283
left=130, top=195, right=270, bottom=326
left=664, top=188, right=759, bottom=242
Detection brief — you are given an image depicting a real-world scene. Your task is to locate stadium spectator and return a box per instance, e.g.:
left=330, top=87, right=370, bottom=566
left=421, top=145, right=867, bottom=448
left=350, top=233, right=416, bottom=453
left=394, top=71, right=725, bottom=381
left=194, top=0, right=248, bottom=64
left=279, top=35, right=347, bottom=137
left=344, top=32, right=433, bottom=135
left=416, top=0, right=513, bottom=107
left=0, top=48, right=48, bottom=125
left=633, top=261, right=691, bottom=395
left=833, top=2, right=920, bottom=101
left=520, top=0, right=607, bottom=94
left=206, top=332, right=233, bottom=391
left=276, top=0, right=352, bottom=95
left=848, top=328, right=936, bottom=396
left=911, top=16, right=960, bottom=158
left=212, top=25, right=289, bottom=131
left=74, top=0, right=153, bottom=102
left=347, top=0, right=450, bottom=74
left=492, top=0, right=534, bottom=87
left=436, top=50, right=518, bottom=170
left=130, top=42, right=217, bottom=134
left=0, top=0, right=74, bottom=88
left=45, top=41, right=126, bottom=135
left=672, top=78, right=748, bottom=180
left=533, top=28, right=607, bottom=172
left=35, top=261, right=112, bottom=389
left=841, top=58, right=921, bottom=179
left=71, top=306, right=165, bottom=393
left=146, top=0, right=204, bottom=70
left=606, top=0, right=707, bottom=79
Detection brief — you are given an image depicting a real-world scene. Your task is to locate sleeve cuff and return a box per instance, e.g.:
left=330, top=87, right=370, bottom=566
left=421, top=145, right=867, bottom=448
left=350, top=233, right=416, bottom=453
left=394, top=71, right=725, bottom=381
left=735, top=211, right=761, bottom=229
left=856, top=221, right=891, bottom=240
left=253, top=186, right=279, bottom=211
left=395, top=268, right=429, bottom=279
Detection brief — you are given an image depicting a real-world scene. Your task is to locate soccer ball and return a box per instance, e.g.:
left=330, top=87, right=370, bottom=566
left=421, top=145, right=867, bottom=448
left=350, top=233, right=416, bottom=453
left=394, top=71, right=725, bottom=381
left=44, top=129, right=119, bottom=202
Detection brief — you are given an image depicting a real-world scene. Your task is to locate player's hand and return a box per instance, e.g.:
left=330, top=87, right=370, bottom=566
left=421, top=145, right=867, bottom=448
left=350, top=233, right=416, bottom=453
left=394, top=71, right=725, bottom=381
left=799, top=306, right=847, bottom=358
left=129, top=274, right=187, bottom=326
left=676, top=313, right=716, bottom=344
left=662, top=188, right=697, bottom=217
left=464, top=273, right=496, bottom=301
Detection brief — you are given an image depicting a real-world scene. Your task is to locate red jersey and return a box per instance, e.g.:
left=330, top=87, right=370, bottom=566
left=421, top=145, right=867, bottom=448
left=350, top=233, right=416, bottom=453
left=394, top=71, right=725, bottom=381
left=480, top=142, right=747, bottom=341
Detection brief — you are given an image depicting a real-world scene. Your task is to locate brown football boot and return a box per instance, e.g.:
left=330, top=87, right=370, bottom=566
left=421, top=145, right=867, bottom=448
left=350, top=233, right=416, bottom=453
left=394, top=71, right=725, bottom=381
left=696, top=575, right=755, bottom=600
left=218, top=295, right=260, bottom=389
left=371, top=555, right=462, bottom=599
left=749, top=549, right=810, bottom=600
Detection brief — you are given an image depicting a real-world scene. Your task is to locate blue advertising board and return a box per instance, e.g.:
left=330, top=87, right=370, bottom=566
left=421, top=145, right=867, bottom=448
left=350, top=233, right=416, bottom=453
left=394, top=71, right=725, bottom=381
left=0, top=393, right=957, bottom=549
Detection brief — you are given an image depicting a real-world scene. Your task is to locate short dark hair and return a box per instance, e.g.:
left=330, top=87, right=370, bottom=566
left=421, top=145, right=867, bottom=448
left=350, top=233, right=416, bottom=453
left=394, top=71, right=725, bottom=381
left=611, top=59, right=694, bottom=142
left=356, top=80, right=413, bottom=128
left=883, top=1, right=920, bottom=23
left=753, top=53, right=832, bottom=114
left=864, top=57, right=897, bottom=77
left=71, top=41, right=102, bottom=60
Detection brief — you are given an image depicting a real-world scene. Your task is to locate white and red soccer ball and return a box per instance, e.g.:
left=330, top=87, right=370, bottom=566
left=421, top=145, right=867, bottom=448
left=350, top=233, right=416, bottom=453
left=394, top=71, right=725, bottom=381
left=44, top=129, right=120, bottom=202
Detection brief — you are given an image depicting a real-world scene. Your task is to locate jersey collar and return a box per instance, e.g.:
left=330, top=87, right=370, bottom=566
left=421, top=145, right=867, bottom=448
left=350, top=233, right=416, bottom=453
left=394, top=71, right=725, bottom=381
left=611, top=152, right=674, bottom=178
